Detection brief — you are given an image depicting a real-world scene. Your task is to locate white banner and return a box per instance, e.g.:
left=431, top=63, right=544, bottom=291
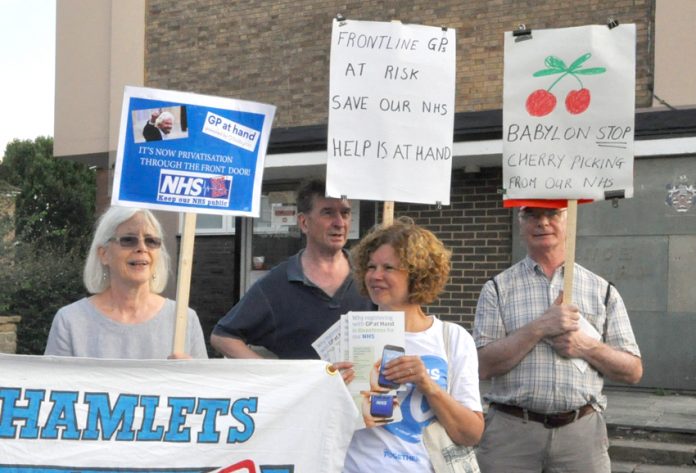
left=0, top=355, right=357, bottom=473
left=503, top=24, right=636, bottom=201
left=326, top=18, right=456, bottom=205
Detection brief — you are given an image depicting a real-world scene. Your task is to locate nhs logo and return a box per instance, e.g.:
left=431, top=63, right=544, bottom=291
left=157, top=170, right=232, bottom=208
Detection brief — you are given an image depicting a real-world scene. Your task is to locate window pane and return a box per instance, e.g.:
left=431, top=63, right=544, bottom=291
left=196, top=214, right=224, bottom=230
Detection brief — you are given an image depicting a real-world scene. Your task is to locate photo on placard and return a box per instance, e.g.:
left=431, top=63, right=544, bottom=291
left=132, top=105, right=189, bottom=144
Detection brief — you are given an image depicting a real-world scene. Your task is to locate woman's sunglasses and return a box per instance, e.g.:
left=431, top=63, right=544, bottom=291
left=109, top=235, right=162, bottom=249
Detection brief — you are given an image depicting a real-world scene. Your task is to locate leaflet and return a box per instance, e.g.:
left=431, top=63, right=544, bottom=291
left=572, top=314, right=602, bottom=372
left=346, top=311, right=405, bottom=397
left=313, top=311, right=405, bottom=429
left=311, top=319, right=342, bottom=364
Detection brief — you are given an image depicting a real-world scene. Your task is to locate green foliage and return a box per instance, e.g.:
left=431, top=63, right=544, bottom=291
left=1, top=244, right=88, bottom=354
left=0, top=213, right=15, bottom=314
left=0, top=136, right=96, bottom=354
left=3, top=137, right=96, bottom=252
left=0, top=137, right=53, bottom=186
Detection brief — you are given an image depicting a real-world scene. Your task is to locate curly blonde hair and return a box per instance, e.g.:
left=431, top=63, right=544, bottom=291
left=351, top=217, right=451, bottom=305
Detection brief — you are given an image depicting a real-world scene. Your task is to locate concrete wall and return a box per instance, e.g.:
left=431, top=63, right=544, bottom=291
left=54, top=0, right=112, bottom=158
left=578, top=156, right=696, bottom=390
left=54, top=0, right=145, bottom=162
left=654, top=0, right=696, bottom=107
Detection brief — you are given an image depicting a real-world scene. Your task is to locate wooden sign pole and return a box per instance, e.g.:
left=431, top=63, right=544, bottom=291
left=562, top=200, right=578, bottom=304
left=172, top=212, right=197, bottom=354
left=383, top=201, right=394, bottom=226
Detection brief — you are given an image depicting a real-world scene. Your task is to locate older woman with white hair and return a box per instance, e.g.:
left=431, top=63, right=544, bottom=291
left=45, top=206, right=207, bottom=359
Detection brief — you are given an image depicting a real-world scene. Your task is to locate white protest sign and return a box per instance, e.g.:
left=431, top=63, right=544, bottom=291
left=0, top=354, right=357, bottom=473
left=327, top=19, right=456, bottom=205
left=503, top=24, right=635, bottom=202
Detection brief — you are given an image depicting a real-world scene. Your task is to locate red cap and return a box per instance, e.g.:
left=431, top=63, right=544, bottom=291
left=504, top=199, right=592, bottom=209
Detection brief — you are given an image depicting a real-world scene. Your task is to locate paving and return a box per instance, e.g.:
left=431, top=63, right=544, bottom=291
left=605, top=388, right=696, bottom=472
left=603, top=387, right=696, bottom=434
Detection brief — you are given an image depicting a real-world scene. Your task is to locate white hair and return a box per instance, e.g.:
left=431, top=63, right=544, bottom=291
left=155, top=111, right=175, bottom=126
left=83, top=206, right=170, bottom=294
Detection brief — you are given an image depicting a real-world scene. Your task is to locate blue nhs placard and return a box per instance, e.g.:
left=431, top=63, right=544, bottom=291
left=113, top=86, right=276, bottom=217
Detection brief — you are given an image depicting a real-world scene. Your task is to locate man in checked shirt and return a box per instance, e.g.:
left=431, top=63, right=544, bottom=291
left=473, top=205, right=642, bottom=473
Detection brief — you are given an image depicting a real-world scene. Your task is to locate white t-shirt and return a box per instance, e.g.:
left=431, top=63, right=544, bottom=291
left=343, top=317, right=482, bottom=473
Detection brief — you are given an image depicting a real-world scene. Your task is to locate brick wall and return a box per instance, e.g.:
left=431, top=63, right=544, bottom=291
left=395, top=167, right=511, bottom=330
left=0, top=316, right=21, bottom=354
left=146, top=0, right=654, bottom=125
left=187, top=235, right=237, bottom=354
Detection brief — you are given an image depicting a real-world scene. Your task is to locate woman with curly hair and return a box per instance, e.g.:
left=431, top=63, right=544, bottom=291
left=343, top=217, right=483, bottom=472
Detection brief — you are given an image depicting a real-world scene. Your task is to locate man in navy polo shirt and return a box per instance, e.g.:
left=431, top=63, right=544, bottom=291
left=211, top=179, right=374, bottom=361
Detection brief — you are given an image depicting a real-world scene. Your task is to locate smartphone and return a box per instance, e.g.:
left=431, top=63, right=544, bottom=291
left=377, top=344, right=405, bottom=389
left=369, top=394, right=394, bottom=418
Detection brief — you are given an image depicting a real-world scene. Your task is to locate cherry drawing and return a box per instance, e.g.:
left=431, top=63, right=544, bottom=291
left=526, top=89, right=556, bottom=116
left=525, top=53, right=606, bottom=116
left=565, top=88, right=591, bottom=114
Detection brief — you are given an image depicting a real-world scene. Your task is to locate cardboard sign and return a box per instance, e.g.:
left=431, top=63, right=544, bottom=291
left=113, top=86, right=276, bottom=217
left=0, top=355, right=357, bottom=472
left=326, top=19, right=456, bottom=205
left=503, top=24, right=636, bottom=202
